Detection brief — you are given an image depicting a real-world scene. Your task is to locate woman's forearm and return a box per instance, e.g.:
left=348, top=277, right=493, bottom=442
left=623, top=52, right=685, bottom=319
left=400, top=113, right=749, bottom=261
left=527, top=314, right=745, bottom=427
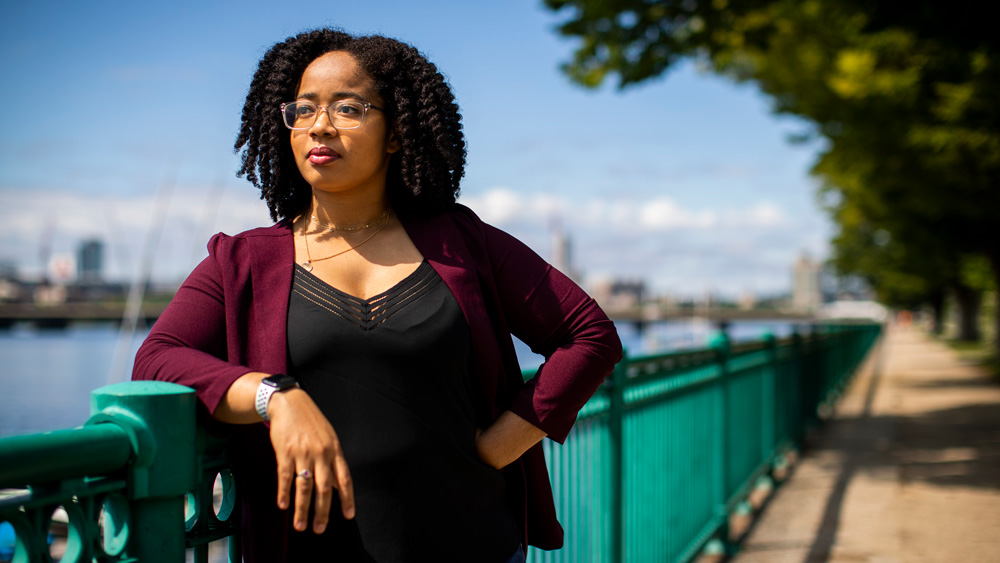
left=212, top=371, right=271, bottom=424
left=475, top=410, right=547, bottom=469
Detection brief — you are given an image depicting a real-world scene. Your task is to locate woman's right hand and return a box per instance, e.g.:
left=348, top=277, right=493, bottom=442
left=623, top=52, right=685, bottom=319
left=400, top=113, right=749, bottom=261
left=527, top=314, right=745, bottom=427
left=267, top=389, right=355, bottom=533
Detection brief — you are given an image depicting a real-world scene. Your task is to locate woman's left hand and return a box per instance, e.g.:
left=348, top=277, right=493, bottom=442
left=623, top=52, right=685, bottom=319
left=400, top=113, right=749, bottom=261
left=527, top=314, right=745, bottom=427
left=475, top=411, right=547, bottom=469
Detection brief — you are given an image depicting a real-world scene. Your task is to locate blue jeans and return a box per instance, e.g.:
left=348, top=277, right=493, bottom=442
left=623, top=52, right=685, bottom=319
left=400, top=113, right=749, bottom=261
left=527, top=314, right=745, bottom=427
left=504, top=546, right=526, bottom=563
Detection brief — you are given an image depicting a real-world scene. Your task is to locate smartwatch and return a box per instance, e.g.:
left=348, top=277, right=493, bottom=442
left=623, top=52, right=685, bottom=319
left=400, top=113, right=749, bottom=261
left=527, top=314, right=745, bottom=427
left=255, top=373, right=299, bottom=421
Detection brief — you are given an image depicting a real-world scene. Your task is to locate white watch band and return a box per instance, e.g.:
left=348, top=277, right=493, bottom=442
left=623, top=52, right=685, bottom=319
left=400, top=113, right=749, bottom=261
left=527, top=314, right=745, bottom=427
left=255, top=379, right=298, bottom=421
left=255, top=383, right=275, bottom=421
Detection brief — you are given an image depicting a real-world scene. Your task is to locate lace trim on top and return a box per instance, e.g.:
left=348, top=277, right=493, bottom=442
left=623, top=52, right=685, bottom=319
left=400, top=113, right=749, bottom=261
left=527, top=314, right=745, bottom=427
left=292, top=261, right=439, bottom=331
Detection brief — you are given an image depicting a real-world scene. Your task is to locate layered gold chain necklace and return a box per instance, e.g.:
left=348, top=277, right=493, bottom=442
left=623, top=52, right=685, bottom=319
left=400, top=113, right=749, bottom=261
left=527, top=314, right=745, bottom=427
left=311, top=208, right=389, bottom=232
left=300, top=209, right=390, bottom=272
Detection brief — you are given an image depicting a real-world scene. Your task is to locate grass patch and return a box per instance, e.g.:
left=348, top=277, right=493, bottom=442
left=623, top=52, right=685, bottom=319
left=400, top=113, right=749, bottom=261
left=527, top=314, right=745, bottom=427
left=944, top=339, right=987, bottom=353
left=942, top=338, right=1000, bottom=380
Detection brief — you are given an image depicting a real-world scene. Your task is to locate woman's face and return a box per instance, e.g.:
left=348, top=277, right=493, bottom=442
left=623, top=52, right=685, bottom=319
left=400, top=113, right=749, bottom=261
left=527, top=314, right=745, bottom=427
left=289, top=51, right=399, bottom=199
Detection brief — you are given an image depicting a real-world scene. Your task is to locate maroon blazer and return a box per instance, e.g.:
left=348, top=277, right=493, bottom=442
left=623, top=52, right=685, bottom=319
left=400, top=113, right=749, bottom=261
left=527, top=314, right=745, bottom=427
left=133, top=204, right=621, bottom=559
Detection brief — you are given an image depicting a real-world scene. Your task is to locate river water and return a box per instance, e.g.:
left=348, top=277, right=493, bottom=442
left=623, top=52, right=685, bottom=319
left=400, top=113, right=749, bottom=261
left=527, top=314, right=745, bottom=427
left=0, top=319, right=796, bottom=439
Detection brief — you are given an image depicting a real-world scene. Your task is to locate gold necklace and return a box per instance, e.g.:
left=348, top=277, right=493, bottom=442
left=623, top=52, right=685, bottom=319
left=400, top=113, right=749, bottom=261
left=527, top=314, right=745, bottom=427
left=301, top=213, right=390, bottom=272
left=310, top=208, right=389, bottom=232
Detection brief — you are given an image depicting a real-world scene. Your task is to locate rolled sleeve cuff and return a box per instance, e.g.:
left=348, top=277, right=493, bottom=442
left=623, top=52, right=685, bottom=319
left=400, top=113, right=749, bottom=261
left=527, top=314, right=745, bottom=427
left=508, top=379, right=577, bottom=444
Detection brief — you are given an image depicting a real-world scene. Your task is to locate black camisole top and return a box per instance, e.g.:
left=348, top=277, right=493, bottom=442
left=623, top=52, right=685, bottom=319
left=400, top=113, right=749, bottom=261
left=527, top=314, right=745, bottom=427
left=285, top=261, right=521, bottom=562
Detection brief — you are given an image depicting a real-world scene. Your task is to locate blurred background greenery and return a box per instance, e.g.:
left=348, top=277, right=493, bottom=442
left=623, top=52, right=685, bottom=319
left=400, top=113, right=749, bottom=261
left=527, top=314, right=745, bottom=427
left=544, top=0, right=999, bottom=361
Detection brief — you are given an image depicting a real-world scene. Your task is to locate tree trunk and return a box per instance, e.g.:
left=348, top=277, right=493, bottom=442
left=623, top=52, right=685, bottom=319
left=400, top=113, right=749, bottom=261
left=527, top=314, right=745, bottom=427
left=929, top=290, right=946, bottom=335
left=953, top=283, right=982, bottom=342
left=987, top=250, right=1000, bottom=364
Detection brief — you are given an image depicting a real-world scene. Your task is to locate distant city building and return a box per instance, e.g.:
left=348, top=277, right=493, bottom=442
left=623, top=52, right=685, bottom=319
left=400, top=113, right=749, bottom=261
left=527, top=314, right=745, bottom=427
left=590, top=277, right=646, bottom=309
left=78, top=239, right=104, bottom=284
left=738, top=290, right=757, bottom=311
left=615, top=280, right=646, bottom=306
left=701, top=289, right=716, bottom=309
left=656, top=293, right=678, bottom=309
left=0, top=260, right=16, bottom=280
left=0, top=279, right=19, bottom=301
left=792, top=253, right=823, bottom=312
left=550, top=220, right=582, bottom=282
left=34, top=283, right=68, bottom=305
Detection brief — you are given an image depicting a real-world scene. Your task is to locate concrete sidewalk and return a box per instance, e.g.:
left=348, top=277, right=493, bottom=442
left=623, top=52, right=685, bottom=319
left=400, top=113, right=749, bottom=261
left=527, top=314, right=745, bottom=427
left=732, top=325, right=1000, bottom=563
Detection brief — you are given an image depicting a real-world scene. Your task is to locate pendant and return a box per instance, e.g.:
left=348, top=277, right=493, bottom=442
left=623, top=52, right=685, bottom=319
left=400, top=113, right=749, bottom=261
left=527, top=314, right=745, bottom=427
left=303, top=261, right=313, bottom=272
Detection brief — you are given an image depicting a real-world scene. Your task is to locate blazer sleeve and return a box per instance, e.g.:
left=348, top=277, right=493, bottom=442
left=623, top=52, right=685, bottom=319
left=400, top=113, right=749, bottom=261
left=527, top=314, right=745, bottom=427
left=484, top=223, right=623, bottom=443
left=131, top=235, right=254, bottom=414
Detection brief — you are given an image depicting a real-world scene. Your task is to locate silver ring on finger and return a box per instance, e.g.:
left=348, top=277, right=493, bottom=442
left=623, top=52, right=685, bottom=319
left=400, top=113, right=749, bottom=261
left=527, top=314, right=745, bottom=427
left=296, top=469, right=312, bottom=480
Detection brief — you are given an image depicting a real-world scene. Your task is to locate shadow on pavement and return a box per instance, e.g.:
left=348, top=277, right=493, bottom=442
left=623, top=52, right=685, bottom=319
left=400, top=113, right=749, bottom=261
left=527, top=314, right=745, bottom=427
left=799, top=335, right=1000, bottom=562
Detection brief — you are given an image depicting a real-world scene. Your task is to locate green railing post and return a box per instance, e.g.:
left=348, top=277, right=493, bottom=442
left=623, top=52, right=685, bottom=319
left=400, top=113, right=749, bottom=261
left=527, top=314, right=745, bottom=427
left=803, top=324, right=821, bottom=427
left=761, top=333, right=776, bottom=463
left=709, top=329, right=731, bottom=552
left=790, top=329, right=805, bottom=441
left=87, top=381, right=197, bottom=563
left=608, top=352, right=627, bottom=563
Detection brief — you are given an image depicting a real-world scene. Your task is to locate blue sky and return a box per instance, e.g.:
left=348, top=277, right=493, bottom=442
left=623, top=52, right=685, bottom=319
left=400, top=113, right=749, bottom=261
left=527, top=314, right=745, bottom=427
left=0, top=0, right=829, bottom=297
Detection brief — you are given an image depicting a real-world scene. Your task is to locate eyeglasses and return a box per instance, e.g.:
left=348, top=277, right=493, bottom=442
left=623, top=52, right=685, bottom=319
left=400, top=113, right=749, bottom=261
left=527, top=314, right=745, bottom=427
left=280, top=100, right=384, bottom=130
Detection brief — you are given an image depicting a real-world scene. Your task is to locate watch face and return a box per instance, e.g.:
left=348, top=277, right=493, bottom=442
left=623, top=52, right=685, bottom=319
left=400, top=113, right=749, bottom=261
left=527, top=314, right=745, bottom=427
left=263, top=374, right=297, bottom=389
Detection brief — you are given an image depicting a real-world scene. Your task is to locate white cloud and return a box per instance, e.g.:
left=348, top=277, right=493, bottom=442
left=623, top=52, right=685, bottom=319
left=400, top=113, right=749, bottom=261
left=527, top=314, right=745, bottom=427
left=459, top=188, right=786, bottom=233
left=460, top=186, right=812, bottom=297
left=468, top=187, right=525, bottom=224
left=0, top=184, right=269, bottom=283
left=722, top=202, right=786, bottom=227
left=638, top=198, right=717, bottom=230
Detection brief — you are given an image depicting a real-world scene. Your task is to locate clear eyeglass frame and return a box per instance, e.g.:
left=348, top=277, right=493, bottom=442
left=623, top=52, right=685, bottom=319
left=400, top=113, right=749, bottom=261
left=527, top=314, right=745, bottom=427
left=279, top=100, right=384, bottom=130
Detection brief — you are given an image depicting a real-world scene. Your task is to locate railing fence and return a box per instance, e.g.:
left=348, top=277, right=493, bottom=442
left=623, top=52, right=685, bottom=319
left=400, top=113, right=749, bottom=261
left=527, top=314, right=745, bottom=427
left=1, top=323, right=880, bottom=563
left=528, top=323, right=880, bottom=563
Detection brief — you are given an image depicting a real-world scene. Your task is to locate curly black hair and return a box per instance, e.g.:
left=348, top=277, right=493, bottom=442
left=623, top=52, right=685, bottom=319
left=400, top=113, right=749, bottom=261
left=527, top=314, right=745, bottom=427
left=235, top=29, right=467, bottom=221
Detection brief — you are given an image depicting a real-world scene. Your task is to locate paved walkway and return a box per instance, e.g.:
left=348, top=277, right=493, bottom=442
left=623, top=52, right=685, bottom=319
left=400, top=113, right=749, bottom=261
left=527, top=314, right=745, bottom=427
left=732, top=325, right=1000, bottom=563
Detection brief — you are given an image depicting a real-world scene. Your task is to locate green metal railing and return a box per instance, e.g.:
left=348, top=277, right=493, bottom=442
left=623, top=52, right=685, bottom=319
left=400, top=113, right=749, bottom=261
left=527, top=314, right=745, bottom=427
left=527, top=323, right=881, bottom=563
left=0, top=382, right=240, bottom=563
left=0, top=323, right=880, bottom=563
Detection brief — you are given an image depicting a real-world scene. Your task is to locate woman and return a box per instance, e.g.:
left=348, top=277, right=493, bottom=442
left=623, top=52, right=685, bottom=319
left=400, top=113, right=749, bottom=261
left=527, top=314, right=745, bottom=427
left=133, top=28, right=621, bottom=562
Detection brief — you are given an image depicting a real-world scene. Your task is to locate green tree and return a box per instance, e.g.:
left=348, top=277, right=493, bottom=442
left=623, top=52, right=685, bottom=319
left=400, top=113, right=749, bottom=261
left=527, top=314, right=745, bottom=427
left=824, top=187, right=979, bottom=338
left=545, top=0, right=1000, bottom=352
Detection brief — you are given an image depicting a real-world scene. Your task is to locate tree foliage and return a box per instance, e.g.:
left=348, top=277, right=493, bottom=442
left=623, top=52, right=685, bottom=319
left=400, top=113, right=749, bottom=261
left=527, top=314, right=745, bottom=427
left=546, top=0, right=1000, bottom=346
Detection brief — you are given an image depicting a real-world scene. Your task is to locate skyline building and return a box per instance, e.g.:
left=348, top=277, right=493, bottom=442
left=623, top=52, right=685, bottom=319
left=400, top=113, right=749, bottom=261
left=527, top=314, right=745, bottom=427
left=550, top=218, right=582, bottom=283
left=78, top=239, right=104, bottom=284
left=792, top=252, right=823, bottom=312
